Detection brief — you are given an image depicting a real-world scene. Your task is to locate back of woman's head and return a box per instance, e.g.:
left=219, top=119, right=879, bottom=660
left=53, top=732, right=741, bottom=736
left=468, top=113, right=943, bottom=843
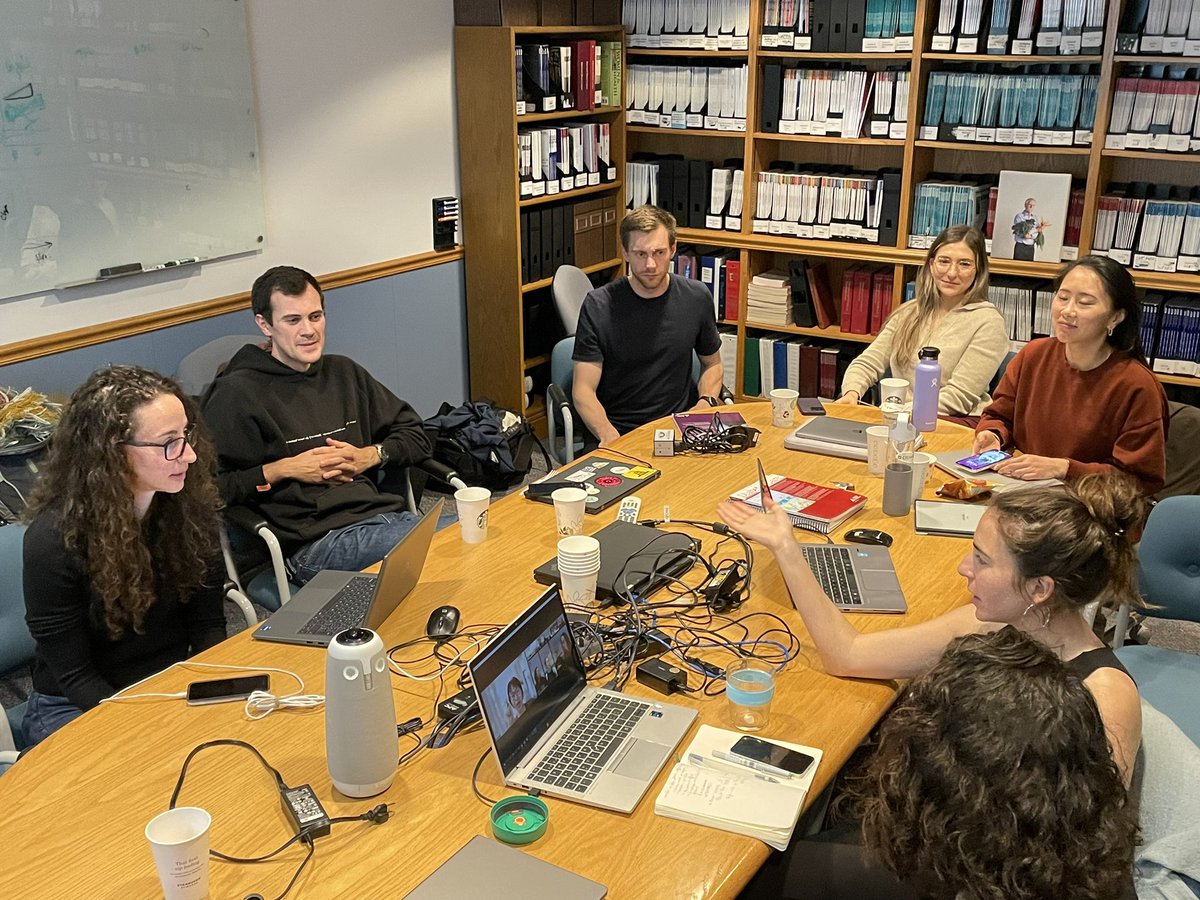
left=26, top=365, right=219, bottom=637
left=859, top=627, right=1136, bottom=900
left=990, top=470, right=1150, bottom=613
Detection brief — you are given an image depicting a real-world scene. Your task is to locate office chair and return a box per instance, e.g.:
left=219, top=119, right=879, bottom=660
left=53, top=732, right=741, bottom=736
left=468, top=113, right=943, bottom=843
left=988, top=349, right=1017, bottom=396
left=545, top=336, right=734, bottom=467
left=552, top=265, right=594, bottom=335
left=0, top=524, right=37, bottom=769
left=1111, top=496, right=1200, bottom=744
left=175, top=335, right=264, bottom=397
left=222, top=459, right=466, bottom=614
left=1158, top=401, right=1200, bottom=500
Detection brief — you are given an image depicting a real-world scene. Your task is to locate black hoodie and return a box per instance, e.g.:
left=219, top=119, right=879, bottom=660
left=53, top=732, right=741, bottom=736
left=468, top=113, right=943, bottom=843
left=200, top=345, right=432, bottom=549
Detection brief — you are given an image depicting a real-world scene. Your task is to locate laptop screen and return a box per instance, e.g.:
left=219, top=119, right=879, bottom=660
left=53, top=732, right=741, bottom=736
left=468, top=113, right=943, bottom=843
left=470, top=588, right=586, bottom=775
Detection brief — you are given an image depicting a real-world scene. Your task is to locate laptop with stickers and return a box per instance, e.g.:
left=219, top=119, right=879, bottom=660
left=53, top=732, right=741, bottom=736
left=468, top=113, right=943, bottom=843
left=524, top=455, right=661, bottom=513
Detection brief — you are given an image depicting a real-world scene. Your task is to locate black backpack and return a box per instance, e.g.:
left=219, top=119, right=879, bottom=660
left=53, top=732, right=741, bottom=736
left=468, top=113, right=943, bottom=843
left=423, top=400, right=549, bottom=492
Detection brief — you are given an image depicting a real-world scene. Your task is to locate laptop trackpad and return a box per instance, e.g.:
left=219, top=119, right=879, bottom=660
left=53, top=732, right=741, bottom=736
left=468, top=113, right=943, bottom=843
left=613, top=739, right=666, bottom=780
left=861, top=569, right=901, bottom=591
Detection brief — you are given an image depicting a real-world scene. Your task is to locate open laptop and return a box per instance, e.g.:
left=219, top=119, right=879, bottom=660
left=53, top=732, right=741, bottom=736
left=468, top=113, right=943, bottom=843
left=797, top=543, right=907, bottom=613
left=468, top=587, right=697, bottom=814
left=252, top=498, right=443, bottom=648
left=532, top=520, right=698, bottom=604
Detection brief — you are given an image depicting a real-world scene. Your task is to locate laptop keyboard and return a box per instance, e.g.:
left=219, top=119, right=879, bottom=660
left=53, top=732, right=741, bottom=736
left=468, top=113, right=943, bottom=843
left=799, top=545, right=863, bottom=607
left=298, top=575, right=377, bottom=635
left=528, top=694, right=649, bottom=793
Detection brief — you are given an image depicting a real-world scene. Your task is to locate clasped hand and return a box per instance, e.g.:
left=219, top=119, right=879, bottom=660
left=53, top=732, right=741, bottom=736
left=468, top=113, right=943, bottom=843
left=291, top=439, right=376, bottom=483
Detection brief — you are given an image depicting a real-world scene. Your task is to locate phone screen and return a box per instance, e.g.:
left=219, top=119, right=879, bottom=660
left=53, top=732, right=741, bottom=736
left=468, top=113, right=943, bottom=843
left=730, top=736, right=815, bottom=777
left=955, top=449, right=1011, bottom=471
left=186, top=675, right=269, bottom=705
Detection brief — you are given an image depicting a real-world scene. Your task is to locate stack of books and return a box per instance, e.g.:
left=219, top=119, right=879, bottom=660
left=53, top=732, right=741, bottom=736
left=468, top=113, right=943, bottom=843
left=729, top=473, right=867, bottom=532
left=839, top=264, right=895, bottom=335
left=627, top=63, right=749, bottom=132
left=1092, top=182, right=1200, bottom=272
left=515, top=40, right=622, bottom=116
left=745, top=270, right=793, bottom=326
left=1106, top=71, right=1200, bottom=154
left=759, top=65, right=908, bottom=140
left=988, top=277, right=1055, bottom=348
left=1143, top=292, right=1200, bottom=375
left=751, top=166, right=902, bottom=247
left=518, top=123, right=616, bottom=199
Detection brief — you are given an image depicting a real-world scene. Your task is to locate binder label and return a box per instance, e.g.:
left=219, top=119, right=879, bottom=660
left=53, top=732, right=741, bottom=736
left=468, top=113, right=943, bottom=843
left=798, top=224, right=814, bottom=238
left=761, top=34, right=778, bottom=47
left=1061, top=246, right=1078, bottom=260
left=1185, top=40, right=1200, bottom=55
left=889, top=122, right=907, bottom=139
left=996, top=127, right=1015, bottom=143
left=1051, top=131, right=1073, bottom=146
left=733, top=36, right=748, bottom=50
left=976, top=127, right=996, bottom=143
left=863, top=228, right=879, bottom=243
left=1163, top=37, right=1185, bottom=54
left=952, top=125, right=977, bottom=141
left=987, top=35, right=1008, bottom=51
left=543, top=97, right=556, bottom=112
left=1011, top=39, right=1033, bottom=54
left=1036, top=32, right=1061, bottom=48
left=871, top=121, right=889, bottom=136
left=587, top=172, right=600, bottom=186
left=1140, top=36, right=1163, bottom=52
left=1125, top=133, right=1150, bottom=150
left=931, top=35, right=953, bottom=51
left=1083, top=30, right=1104, bottom=48
left=725, top=216, right=741, bottom=231
left=717, top=35, right=734, bottom=49
left=1178, top=256, right=1200, bottom=272
left=706, top=214, right=723, bottom=229
left=813, top=224, right=831, bottom=239
left=1033, top=130, right=1055, bottom=145
left=1108, top=249, right=1132, bottom=265
left=752, top=218, right=770, bottom=234
left=789, top=35, right=807, bottom=50
left=531, top=182, right=546, bottom=197
left=956, top=37, right=978, bottom=53
left=863, top=38, right=882, bottom=52
left=1133, top=253, right=1155, bottom=270
left=1168, top=135, right=1191, bottom=152
left=686, top=114, right=704, bottom=129
left=1154, top=256, right=1177, bottom=272
left=892, top=37, right=908, bottom=51
left=1013, top=127, right=1034, bottom=145
left=1074, top=130, right=1093, bottom=145
left=1060, top=35, right=1082, bottom=53
left=920, top=126, right=939, bottom=140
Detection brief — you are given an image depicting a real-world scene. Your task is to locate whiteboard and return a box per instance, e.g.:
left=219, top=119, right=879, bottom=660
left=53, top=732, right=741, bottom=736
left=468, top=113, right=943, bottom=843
left=0, top=0, right=265, bottom=300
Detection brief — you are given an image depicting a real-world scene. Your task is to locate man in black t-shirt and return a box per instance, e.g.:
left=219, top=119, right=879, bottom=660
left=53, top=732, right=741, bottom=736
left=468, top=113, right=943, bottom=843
left=572, top=205, right=723, bottom=445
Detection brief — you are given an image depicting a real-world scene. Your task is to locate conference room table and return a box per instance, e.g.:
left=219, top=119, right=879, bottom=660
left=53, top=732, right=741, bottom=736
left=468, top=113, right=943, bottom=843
left=0, top=402, right=982, bottom=899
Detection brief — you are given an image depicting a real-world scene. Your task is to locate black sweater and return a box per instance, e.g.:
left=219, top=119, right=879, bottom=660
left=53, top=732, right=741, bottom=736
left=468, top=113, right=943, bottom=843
left=23, top=514, right=226, bottom=710
left=200, top=347, right=432, bottom=549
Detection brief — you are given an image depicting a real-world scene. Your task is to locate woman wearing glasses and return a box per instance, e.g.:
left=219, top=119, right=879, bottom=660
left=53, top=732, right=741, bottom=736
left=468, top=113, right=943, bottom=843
left=21, top=365, right=225, bottom=745
left=834, top=225, right=1008, bottom=422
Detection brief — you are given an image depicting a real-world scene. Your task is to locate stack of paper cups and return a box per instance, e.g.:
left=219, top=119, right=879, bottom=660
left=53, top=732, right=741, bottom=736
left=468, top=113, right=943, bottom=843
left=557, top=535, right=601, bottom=609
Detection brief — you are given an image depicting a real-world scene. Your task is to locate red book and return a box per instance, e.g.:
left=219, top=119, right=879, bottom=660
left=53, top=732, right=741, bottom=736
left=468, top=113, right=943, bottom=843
left=723, top=257, right=741, bottom=322
left=807, top=261, right=837, bottom=328
left=819, top=346, right=840, bottom=398
left=799, top=342, right=821, bottom=396
left=869, top=267, right=894, bottom=334
left=847, top=266, right=871, bottom=334
left=728, top=474, right=867, bottom=533
left=986, top=186, right=998, bottom=240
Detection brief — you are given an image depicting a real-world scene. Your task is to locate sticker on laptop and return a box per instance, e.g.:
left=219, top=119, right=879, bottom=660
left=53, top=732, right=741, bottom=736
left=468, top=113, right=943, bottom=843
left=565, top=471, right=591, bottom=483
left=594, top=476, right=622, bottom=487
left=622, top=466, right=656, bottom=480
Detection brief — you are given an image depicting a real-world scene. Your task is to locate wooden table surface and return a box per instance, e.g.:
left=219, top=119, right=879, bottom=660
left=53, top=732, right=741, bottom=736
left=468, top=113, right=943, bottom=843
left=0, top=403, right=978, bottom=899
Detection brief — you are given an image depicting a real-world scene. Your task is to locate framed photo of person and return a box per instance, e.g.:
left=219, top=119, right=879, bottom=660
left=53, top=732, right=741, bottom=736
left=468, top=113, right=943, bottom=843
left=991, top=170, right=1072, bottom=264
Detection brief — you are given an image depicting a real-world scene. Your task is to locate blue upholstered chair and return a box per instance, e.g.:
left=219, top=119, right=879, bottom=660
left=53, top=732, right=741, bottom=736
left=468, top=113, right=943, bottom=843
left=0, top=524, right=37, bottom=770
left=1114, top=496, right=1200, bottom=744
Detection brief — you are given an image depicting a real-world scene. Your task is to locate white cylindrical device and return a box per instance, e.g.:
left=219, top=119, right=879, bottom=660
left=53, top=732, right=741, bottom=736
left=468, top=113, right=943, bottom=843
left=325, top=627, right=397, bottom=798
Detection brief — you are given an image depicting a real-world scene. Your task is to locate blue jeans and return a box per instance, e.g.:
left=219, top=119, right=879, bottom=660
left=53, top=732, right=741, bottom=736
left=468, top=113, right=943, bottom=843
left=23, top=691, right=85, bottom=747
left=287, top=511, right=421, bottom=585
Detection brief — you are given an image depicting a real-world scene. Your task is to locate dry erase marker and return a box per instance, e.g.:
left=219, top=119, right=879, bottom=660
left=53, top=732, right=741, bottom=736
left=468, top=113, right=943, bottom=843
left=688, top=752, right=781, bottom=783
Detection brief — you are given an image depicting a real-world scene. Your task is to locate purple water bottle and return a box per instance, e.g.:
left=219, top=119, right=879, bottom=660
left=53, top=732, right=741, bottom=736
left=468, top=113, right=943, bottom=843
left=912, top=346, right=941, bottom=432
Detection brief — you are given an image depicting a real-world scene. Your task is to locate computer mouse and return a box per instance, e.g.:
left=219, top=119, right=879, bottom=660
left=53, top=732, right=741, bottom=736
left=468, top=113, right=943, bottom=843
left=425, top=605, right=461, bottom=639
left=843, top=528, right=893, bottom=548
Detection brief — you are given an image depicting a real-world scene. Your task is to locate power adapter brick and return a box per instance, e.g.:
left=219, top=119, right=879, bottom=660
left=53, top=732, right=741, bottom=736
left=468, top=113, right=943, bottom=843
left=635, top=659, right=688, bottom=695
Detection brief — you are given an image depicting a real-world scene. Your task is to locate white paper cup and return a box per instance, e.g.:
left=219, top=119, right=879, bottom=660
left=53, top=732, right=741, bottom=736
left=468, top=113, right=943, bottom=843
left=866, top=425, right=890, bottom=476
left=769, top=388, right=799, bottom=427
left=560, top=570, right=600, bottom=608
left=879, top=377, right=910, bottom=407
left=145, top=807, right=211, bottom=900
left=551, top=487, right=588, bottom=536
left=905, top=451, right=937, bottom=503
left=454, top=487, right=491, bottom=544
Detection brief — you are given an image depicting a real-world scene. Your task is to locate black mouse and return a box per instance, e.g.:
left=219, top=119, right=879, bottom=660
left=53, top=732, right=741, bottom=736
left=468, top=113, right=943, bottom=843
left=843, top=528, right=893, bottom=548
left=425, top=605, right=460, bottom=639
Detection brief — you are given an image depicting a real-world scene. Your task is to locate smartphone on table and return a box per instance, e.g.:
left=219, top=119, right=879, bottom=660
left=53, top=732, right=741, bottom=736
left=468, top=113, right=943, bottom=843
left=955, top=449, right=1012, bottom=472
left=186, top=674, right=270, bottom=706
left=728, top=735, right=816, bottom=778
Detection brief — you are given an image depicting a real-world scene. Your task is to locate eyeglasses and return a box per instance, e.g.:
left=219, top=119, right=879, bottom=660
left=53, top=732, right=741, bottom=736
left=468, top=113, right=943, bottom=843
left=122, top=423, right=195, bottom=460
left=931, top=257, right=977, bottom=275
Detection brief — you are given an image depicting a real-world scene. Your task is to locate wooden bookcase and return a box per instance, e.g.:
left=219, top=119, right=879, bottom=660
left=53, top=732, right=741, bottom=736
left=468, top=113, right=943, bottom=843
left=623, top=0, right=1200, bottom=395
left=454, top=25, right=627, bottom=426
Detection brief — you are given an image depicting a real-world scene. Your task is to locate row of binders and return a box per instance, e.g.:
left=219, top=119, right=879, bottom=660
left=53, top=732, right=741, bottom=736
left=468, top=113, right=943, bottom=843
left=625, top=158, right=746, bottom=231
left=988, top=277, right=1054, bottom=348
left=932, top=0, right=1105, bottom=55
left=518, top=123, right=617, bottom=200
left=920, top=69, right=1099, bottom=147
left=759, top=65, right=910, bottom=139
left=1144, top=292, right=1200, bottom=376
left=761, top=0, right=917, bottom=51
left=626, top=64, right=748, bottom=131
left=518, top=196, right=619, bottom=285
left=1117, top=0, right=1200, bottom=54
left=744, top=335, right=856, bottom=399
left=752, top=167, right=902, bottom=246
left=1106, top=68, right=1200, bottom=153
left=624, top=0, right=751, bottom=48
left=1092, top=183, right=1200, bottom=274
left=674, top=245, right=742, bottom=320
left=515, top=41, right=622, bottom=116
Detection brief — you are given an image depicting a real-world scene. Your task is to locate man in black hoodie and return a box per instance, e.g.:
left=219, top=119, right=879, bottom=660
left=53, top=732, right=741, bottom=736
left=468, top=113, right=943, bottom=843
left=201, top=266, right=433, bottom=585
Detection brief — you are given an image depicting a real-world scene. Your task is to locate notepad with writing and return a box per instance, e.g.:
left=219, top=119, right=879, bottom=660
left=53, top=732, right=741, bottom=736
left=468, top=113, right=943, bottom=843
left=728, top=474, right=867, bottom=533
left=655, top=725, right=823, bottom=851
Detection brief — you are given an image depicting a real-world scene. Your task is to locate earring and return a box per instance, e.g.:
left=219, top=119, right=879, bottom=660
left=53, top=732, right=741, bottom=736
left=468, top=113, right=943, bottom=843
left=1107, top=326, right=1114, bottom=337
left=1022, top=602, right=1051, bottom=629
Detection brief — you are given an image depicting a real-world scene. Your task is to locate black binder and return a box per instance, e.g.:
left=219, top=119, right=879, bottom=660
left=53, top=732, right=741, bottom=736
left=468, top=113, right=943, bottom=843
left=760, top=64, right=783, bottom=133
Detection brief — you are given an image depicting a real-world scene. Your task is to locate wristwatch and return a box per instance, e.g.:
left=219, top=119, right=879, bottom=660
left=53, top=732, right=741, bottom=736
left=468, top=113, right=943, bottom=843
left=700, top=395, right=720, bottom=408
left=374, top=443, right=389, bottom=465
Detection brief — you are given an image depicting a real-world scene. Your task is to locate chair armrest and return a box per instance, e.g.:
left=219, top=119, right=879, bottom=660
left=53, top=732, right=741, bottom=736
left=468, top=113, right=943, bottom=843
left=548, top=382, right=570, bottom=413
left=223, top=504, right=272, bottom=537
left=221, top=505, right=291, bottom=607
left=719, top=384, right=735, bottom=405
left=415, top=457, right=459, bottom=486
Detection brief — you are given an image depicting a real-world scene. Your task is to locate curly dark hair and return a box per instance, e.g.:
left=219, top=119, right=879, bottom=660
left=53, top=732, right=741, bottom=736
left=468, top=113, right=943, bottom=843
left=25, top=365, right=221, bottom=639
left=857, top=627, right=1137, bottom=900
left=991, top=469, right=1151, bottom=615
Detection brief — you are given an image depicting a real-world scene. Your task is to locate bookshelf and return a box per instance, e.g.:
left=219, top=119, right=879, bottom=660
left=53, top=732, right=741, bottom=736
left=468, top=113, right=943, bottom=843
left=620, top=0, right=1200, bottom=395
left=454, top=24, right=627, bottom=426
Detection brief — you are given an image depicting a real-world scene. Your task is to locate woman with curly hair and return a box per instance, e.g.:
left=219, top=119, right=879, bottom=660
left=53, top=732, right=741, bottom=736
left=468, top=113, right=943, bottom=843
left=21, top=365, right=226, bottom=745
left=720, top=469, right=1148, bottom=786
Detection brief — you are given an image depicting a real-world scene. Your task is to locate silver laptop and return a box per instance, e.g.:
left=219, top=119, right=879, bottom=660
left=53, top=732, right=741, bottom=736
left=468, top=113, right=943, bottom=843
left=798, top=544, right=907, bottom=613
left=406, top=835, right=606, bottom=899
left=468, top=587, right=697, bottom=814
left=784, top=416, right=923, bottom=461
left=252, top=498, right=443, bottom=648
left=931, top=449, right=1060, bottom=492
